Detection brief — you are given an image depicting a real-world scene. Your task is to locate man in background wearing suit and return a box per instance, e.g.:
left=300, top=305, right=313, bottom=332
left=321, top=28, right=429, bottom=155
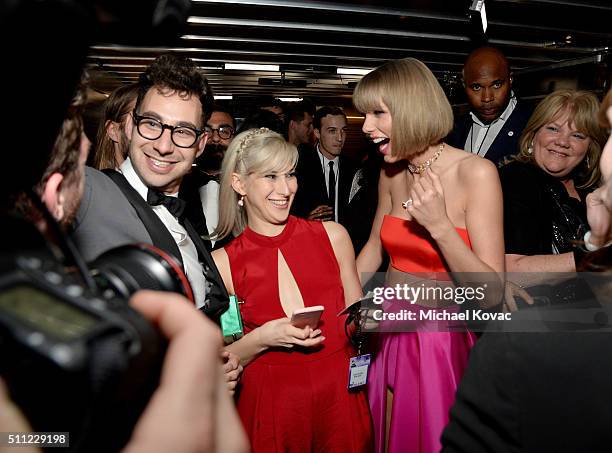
left=447, top=46, right=532, bottom=164
left=71, top=53, right=228, bottom=318
left=292, top=106, right=369, bottom=253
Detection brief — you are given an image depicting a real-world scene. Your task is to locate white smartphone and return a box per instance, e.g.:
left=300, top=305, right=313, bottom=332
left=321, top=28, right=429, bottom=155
left=290, top=305, right=324, bottom=329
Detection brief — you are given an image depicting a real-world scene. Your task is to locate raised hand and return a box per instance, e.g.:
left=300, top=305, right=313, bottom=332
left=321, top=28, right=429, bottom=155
left=586, top=187, right=612, bottom=248
left=405, top=168, right=453, bottom=239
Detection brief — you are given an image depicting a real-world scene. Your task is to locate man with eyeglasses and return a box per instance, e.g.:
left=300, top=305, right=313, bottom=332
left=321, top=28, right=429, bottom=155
left=71, top=53, right=229, bottom=321
left=200, top=107, right=236, bottom=177
left=181, top=106, right=236, bottom=248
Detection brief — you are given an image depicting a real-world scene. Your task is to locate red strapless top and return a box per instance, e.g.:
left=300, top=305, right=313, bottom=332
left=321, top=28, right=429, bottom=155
left=380, top=215, right=471, bottom=273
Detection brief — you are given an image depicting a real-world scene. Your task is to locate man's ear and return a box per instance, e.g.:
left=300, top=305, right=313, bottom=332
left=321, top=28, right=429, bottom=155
left=231, top=172, right=246, bottom=196
left=41, top=172, right=65, bottom=221
left=195, top=133, right=208, bottom=158
left=314, top=128, right=321, bottom=141
left=105, top=120, right=121, bottom=144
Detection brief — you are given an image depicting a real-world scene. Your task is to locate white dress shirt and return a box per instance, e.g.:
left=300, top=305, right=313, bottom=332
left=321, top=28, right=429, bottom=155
left=120, top=158, right=207, bottom=308
left=199, top=179, right=220, bottom=246
left=465, top=95, right=517, bottom=157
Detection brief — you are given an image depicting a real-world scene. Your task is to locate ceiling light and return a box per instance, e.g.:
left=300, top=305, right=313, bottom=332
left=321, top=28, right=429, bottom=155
left=469, top=0, right=487, bottom=34
left=214, top=95, right=233, bottom=100
left=279, top=97, right=303, bottom=102
left=337, top=67, right=373, bottom=76
left=225, top=63, right=279, bottom=71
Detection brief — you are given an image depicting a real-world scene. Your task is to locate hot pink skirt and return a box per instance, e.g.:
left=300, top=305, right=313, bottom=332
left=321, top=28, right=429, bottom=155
left=367, top=322, right=475, bottom=453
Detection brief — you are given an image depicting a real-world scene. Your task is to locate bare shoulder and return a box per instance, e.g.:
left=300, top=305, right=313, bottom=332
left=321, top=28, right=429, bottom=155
left=211, top=247, right=228, bottom=262
left=322, top=221, right=351, bottom=245
left=322, top=221, right=355, bottom=263
left=211, top=247, right=231, bottom=273
left=211, top=247, right=234, bottom=294
left=454, top=151, right=499, bottom=183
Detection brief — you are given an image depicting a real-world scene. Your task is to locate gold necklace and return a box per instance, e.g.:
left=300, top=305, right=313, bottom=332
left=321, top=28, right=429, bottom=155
left=407, top=143, right=445, bottom=174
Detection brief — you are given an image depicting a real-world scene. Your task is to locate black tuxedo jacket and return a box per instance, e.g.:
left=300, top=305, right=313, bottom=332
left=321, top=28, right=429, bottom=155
left=179, top=170, right=233, bottom=251
left=447, top=101, right=533, bottom=165
left=291, top=143, right=359, bottom=227
left=101, top=170, right=229, bottom=321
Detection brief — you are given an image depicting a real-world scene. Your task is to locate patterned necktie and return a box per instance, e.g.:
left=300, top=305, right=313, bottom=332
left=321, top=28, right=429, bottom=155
left=147, top=189, right=186, bottom=219
left=328, top=161, right=336, bottom=219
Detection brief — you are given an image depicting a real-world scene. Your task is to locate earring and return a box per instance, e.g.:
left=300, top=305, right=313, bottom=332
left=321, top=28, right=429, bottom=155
left=585, top=155, right=591, bottom=169
left=527, top=141, right=534, bottom=154
left=238, top=196, right=244, bottom=207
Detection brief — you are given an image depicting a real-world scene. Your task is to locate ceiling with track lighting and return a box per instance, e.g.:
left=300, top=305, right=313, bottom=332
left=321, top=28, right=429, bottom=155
left=86, top=0, right=612, bottom=110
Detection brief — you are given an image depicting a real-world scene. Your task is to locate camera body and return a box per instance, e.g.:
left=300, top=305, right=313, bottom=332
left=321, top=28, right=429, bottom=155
left=0, top=240, right=169, bottom=452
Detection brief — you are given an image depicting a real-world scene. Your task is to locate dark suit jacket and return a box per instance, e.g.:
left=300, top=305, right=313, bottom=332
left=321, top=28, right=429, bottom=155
left=291, top=144, right=359, bottom=222
left=447, top=101, right=533, bottom=165
left=441, top=329, right=612, bottom=452
left=179, top=170, right=233, bottom=251
left=291, top=144, right=368, bottom=250
left=342, top=152, right=382, bottom=255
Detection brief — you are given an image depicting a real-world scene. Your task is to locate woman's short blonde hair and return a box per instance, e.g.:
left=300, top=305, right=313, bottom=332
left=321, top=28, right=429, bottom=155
left=353, top=57, right=453, bottom=158
left=214, top=128, right=298, bottom=239
left=516, top=89, right=607, bottom=189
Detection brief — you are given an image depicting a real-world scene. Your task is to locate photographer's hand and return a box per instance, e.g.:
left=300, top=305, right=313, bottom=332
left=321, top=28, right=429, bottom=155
left=0, top=379, right=41, bottom=453
left=122, top=290, right=248, bottom=453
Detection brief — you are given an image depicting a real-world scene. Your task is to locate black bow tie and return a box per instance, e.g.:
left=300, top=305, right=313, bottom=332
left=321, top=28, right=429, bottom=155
left=198, top=171, right=220, bottom=185
left=206, top=173, right=220, bottom=184
left=147, top=189, right=186, bottom=218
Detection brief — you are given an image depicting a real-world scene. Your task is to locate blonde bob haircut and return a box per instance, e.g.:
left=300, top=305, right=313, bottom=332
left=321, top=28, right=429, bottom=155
left=516, top=89, right=607, bottom=190
left=353, top=58, right=453, bottom=158
left=214, top=128, right=298, bottom=239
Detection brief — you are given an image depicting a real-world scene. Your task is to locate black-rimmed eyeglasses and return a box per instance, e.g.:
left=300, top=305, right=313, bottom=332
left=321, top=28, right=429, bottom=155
left=133, top=112, right=204, bottom=148
left=204, top=125, right=235, bottom=140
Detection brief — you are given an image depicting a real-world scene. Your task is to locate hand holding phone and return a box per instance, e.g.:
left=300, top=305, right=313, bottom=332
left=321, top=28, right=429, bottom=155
left=291, top=305, right=324, bottom=329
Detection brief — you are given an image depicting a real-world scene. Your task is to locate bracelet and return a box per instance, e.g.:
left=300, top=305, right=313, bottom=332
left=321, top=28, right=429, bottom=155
left=583, top=230, right=609, bottom=252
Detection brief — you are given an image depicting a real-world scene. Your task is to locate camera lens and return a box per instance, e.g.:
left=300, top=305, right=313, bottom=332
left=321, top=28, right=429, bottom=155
left=89, top=243, right=194, bottom=303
